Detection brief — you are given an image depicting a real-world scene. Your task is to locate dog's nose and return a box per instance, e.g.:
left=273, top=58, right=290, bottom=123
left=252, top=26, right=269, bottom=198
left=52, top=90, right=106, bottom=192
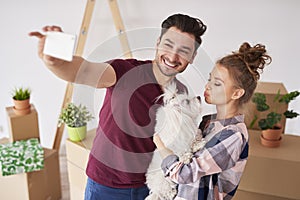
left=196, top=96, right=201, bottom=102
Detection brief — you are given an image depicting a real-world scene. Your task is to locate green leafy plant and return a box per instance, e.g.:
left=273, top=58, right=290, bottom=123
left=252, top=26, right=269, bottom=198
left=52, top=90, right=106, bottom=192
left=12, top=87, right=31, bottom=100
left=250, top=90, right=300, bottom=130
left=58, top=102, right=94, bottom=128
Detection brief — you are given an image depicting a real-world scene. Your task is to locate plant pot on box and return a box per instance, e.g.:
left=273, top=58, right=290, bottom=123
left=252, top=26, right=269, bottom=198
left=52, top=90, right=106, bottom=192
left=260, top=134, right=282, bottom=148
left=260, top=124, right=283, bottom=148
left=11, top=87, right=31, bottom=116
left=66, top=125, right=87, bottom=142
left=58, top=102, right=94, bottom=142
left=250, top=90, right=300, bottom=148
left=261, top=124, right=282, bottom=140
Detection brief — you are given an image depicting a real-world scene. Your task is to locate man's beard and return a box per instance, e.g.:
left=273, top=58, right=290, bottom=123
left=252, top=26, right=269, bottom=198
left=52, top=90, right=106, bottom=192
left=154, top=59, right=180, bottom=77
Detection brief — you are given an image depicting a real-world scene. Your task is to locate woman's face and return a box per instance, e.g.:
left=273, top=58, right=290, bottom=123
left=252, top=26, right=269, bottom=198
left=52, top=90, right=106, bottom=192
left=204, top=64, right=239, bottom=105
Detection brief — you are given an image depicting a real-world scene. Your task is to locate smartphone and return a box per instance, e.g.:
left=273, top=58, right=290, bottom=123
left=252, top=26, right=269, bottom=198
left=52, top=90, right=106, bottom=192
left=43, top=31, right=77, bottom=62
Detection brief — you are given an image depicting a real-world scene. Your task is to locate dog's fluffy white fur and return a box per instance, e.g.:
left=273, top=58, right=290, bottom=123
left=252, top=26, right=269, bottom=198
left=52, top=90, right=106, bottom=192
left=145, top=82, right=202, bottom=200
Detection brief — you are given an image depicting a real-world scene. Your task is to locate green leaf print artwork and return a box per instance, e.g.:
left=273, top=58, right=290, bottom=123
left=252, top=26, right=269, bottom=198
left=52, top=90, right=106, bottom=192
left=0, top=138, right=44, bottom=176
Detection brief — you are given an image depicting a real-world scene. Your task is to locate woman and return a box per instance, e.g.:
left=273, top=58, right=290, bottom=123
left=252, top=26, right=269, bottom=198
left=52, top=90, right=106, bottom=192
left=153, top=42, right=272, bottom=200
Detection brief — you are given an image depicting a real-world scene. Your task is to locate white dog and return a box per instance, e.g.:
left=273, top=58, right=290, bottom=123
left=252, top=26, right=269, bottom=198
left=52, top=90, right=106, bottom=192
left=145, top=81, right=202, bottom=200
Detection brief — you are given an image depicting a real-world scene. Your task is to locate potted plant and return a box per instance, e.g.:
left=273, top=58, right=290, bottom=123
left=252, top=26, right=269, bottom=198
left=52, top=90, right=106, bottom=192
left=58, top=102, right=94, bottom=142
left=11, top=87, right=31, bottom=116
left=250, top=90, right=300, bottom=147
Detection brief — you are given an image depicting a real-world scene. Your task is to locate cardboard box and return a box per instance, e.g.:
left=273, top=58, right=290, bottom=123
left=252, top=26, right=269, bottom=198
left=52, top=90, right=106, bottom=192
left=238, top=130, right=300, bottom=199
left=243, top=82, right=288, bottom=131
left=65, top=129, right=300, bottom=199
left=234, top=190, right=295, bottom=200
left=66, top=128, right=95, bottom=200
left=0, top=138, right=62, bottom=200
left=67, top=161, right=88, bottom=200
left=6, top=104, right=40, bottom=142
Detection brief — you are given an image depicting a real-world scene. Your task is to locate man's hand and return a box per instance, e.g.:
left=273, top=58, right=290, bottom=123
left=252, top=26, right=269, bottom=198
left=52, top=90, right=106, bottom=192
left=28, top=26, right=65, bottom=67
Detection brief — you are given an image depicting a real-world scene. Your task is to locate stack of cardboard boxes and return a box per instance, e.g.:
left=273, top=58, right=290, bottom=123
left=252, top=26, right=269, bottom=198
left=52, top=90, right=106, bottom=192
left=0, top=104, right=61, bottom=200
left=235, top=130, right=300, bottom=200
left=65, top=129, right=95, bottom=200
left=234, top=82, right=300, bottom=200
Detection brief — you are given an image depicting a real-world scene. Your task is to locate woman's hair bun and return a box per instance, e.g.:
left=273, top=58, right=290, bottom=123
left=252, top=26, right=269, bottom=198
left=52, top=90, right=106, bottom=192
left=238, top=42, right=272, bottom=80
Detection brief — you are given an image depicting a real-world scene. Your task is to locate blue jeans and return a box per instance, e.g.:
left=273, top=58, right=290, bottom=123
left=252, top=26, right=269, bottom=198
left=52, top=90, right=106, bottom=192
left=84, top=178, right=149, bottom=200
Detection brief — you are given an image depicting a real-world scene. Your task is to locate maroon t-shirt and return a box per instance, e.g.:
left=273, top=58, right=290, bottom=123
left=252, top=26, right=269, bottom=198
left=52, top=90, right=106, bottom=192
left=86, top=59, right=186, bottom=188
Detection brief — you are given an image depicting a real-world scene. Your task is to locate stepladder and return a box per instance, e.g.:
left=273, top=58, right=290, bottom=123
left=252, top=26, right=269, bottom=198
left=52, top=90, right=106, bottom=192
left=52, top=0, right=132, bottom=151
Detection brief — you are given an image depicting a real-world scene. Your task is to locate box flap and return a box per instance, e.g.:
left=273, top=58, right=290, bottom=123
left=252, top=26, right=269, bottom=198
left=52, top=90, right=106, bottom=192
left=255, top=81, right=287, bottom=95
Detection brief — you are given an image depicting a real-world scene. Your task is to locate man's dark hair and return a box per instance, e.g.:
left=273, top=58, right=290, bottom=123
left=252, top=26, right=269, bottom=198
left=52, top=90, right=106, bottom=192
left=160, top=13, right=207, bottom=51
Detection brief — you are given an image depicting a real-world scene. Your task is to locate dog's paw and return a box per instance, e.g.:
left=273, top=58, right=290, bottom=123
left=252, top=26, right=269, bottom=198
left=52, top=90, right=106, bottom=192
left=161, top=187, right=177, bottom=200
left=192, top=138, right=206, bottom=153
left=167, top=187, right=178, bottom=199
left=145, top=192, right=159, bottom=200
left=179, top=152, right=193, bottom=164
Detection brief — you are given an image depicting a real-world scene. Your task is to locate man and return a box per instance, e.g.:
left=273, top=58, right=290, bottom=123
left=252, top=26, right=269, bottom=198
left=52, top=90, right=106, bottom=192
left=29, top=13, right=207, bottom=200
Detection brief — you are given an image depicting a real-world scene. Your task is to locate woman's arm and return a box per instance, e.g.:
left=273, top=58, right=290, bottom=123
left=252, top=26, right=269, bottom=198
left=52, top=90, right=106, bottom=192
left=160, top=129, right=245, bottom=184
left=153, top=134, right=174, bottom=159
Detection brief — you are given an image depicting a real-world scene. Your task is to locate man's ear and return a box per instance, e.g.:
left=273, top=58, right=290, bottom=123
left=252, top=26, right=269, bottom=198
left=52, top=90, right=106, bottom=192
left=232, top=88, right=245, bottom=100
left=190, top=51, right=197, bottom=64
left=156, top=38, right=161, bottom=48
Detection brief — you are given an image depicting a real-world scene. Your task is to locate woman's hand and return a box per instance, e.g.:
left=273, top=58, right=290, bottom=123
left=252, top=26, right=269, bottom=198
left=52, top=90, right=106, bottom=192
left=153, top=134, right=166, bottom=150
left=153, top=133, right=173, bottom=159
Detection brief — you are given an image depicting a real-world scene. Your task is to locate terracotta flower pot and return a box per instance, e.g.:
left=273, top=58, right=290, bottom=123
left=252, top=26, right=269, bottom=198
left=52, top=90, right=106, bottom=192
left=12, top=107, right=31, bottom=116
left=13, top=98, right=30, bottom=109
left=260, top=134, right=282, bottom=148
left=13, top=98, right=31, bottom=116
left=261, top=124, right=283, bottom=141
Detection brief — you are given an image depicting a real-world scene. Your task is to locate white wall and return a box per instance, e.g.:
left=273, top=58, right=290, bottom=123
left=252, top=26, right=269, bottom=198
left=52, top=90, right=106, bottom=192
left=1, top=0, right=299, bottom=148
left=0, top=0, right=86, bottom=148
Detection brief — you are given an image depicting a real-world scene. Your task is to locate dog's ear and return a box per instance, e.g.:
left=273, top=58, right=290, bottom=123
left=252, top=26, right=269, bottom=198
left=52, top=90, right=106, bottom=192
left=164, top=81, right=178, bottom=94
left=162, top=81, right=178, bottom=104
